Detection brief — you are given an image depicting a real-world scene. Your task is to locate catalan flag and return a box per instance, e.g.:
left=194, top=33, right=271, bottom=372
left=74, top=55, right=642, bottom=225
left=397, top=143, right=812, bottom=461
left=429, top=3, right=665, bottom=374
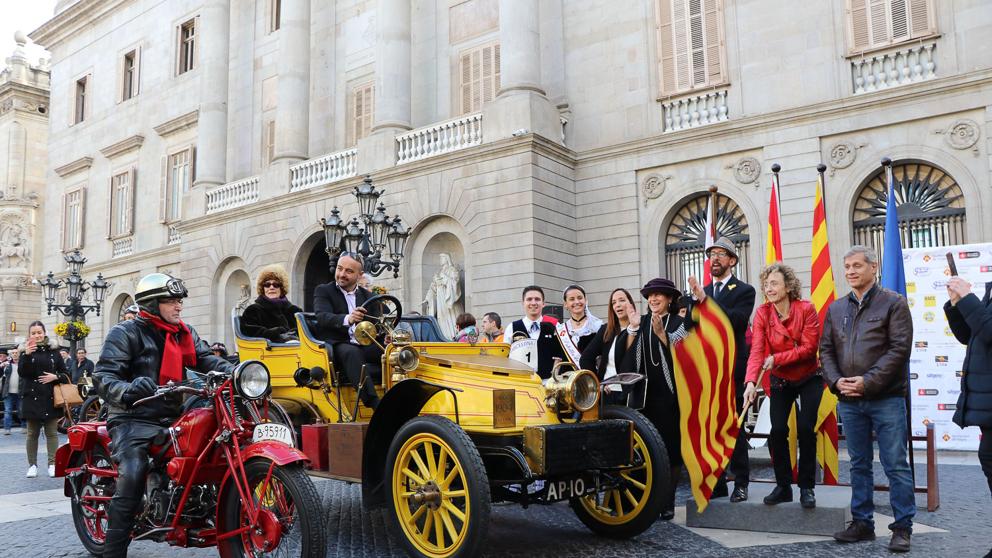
left=675, top=298, right=739, bottom=512
left=765, top=172, right=784, bottom=265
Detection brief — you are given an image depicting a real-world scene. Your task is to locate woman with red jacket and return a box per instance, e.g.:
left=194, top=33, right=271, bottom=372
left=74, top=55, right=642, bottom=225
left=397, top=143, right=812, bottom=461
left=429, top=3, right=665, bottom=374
left=742, top=263, right=822, bottom=509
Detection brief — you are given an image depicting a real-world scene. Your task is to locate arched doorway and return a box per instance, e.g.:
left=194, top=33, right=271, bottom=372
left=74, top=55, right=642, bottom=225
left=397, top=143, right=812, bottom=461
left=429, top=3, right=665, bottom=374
left=852, top=160, right=966, bottom=256
left=112, top=294, right=134, bottom=323
left=664, top=193, right=750, bottom=291
left=302, top=235, right=331, bottom=312
left=222, top=269, right=251, bottom=349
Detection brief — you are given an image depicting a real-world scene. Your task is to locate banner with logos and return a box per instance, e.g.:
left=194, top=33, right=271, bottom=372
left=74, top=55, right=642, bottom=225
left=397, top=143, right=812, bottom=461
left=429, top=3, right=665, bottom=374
left=904, top=243, right=992, bottom=451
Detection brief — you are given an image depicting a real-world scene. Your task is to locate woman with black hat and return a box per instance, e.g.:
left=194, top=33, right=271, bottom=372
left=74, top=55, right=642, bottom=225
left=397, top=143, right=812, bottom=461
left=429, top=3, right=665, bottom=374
left=626, top=277, right=688, bottom=520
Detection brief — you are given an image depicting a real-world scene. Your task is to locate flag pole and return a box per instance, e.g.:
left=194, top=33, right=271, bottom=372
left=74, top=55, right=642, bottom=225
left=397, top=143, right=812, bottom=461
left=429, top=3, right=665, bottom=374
left=816, top=163, right=827, bottom=214
left=738, top=367, right=769, bottom=428
left=771, top=163, right=783, bottom=219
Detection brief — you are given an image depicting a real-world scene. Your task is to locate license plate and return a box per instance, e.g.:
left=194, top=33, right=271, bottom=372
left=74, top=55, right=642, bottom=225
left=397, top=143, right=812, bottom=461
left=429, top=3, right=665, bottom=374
left=540, top=474, right=597, bottom=503
left=252, top=423, right=293, bottom=447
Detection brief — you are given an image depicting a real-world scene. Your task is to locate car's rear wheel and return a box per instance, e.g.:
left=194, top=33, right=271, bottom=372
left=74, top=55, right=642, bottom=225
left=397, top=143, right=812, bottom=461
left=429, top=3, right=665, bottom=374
left=385, top=416, right=490, bottom=558
left=570, top=405, right=669, bottom=538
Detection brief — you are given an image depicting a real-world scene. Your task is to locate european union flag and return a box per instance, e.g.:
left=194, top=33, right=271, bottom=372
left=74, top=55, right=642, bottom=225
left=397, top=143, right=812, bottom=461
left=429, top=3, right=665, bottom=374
left=880, top=162, right=906, bottom=296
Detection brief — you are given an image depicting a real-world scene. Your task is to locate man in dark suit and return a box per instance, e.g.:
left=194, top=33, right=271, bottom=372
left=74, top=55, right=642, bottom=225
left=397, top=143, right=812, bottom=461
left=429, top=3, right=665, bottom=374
left=313, top=252, right=382, bottom=409
left=689, top=236, right=756, bottom=502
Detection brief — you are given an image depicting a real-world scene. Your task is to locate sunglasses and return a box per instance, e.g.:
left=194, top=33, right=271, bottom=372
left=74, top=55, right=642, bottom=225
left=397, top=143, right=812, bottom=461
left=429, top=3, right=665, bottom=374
left=263, top=281, right=283, bottom=288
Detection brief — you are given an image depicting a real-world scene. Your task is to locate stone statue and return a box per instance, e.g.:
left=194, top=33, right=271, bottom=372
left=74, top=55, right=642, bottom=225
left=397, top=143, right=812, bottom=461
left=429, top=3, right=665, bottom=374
left=422, top=253, right=462, bottom=338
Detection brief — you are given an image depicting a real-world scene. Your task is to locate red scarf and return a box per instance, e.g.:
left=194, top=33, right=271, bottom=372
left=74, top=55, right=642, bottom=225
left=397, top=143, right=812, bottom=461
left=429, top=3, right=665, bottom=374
left=139, top=310, right=197, bottom=384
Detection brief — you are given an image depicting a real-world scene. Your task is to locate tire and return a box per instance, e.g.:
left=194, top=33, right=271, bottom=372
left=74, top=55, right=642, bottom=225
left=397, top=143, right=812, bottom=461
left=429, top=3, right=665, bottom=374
left=79, top=396, right=105, bottom=423
left=219, top=460, right=325, bottom=558
left=569, top=405, right=670, bottom=539
left=69, top=445, right=116, bottom=556
left=385, top=416, right=491, bottom=558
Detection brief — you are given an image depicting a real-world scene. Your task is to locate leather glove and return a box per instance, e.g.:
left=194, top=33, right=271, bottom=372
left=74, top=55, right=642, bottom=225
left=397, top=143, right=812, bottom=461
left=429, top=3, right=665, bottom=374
left=278, top=332, right=299, bottom=342
left=123, top=376, right=158, bottom=406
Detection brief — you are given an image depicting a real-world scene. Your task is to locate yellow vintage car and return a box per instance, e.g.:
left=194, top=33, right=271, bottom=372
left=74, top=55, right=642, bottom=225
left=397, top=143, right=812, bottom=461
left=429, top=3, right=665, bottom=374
left=234, top=294, right=670, bottom=558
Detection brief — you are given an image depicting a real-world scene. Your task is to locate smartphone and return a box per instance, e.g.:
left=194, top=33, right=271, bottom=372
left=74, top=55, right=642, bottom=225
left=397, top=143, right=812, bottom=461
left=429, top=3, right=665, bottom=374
left=946, top=252, right=958, bottom=276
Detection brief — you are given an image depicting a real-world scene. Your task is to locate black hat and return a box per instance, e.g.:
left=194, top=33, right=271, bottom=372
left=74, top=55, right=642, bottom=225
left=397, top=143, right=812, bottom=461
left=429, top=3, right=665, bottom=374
left=640, top=278, right=681, bottom=299
left=705, top=237, right=739, bottom=260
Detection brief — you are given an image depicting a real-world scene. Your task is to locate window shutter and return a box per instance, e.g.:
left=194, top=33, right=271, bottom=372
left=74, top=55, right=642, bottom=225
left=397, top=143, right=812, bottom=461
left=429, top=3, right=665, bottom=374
left=127, top=168, right=136, bottom=235
left=868, top=0, right=889, bottom=47
left=106, top=177, right=115, bottom=239
left=60, top=192, right=67, bottom=252
left=702, top=0, right=722, bottom=85
left=79, top=187, right=87, bottom=249
left=657, top=0, right=677, bottom=94
left=459, top=51, right=473, bottom=114
left=159, top=155, right=168, bottom=223
left=849, top=0, right=870, bottom=51
left=189, top=144, right=197, bottom=185
left=672, top=0, right=692, bottom=92
left=481, top=43, right=498, bottom=108
left=890, top=0, right=909, bottom=41
left=133, top=46, right=141, bottom=96
left=908, top=0, right=932, bottom=36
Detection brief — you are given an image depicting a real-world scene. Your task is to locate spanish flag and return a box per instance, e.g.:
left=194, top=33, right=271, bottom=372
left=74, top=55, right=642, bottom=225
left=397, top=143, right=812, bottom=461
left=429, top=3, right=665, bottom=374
left=765, top=173, right=784, bottom=265
left=675, top=298, right=739, bottom=512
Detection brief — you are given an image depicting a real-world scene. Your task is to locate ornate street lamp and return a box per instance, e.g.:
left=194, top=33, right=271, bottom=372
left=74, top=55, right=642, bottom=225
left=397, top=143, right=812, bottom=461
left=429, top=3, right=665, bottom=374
left=319, top=175, right=411, bottom=278
left=36, top=249, right=111, bottom=362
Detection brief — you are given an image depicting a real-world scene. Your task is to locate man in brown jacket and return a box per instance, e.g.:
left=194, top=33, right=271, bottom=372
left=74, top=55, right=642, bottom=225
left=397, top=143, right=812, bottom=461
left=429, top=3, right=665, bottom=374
left=820, top=245, right=914, bottom=553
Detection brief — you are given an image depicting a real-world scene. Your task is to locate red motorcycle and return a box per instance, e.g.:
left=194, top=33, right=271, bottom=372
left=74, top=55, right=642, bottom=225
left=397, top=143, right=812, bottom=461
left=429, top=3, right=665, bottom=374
left=54, top=361, right=326, bottom=557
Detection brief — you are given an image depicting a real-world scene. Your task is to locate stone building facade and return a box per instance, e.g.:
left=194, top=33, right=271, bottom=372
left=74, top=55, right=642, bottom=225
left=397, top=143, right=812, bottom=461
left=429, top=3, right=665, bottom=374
left=0, top=32, right=49, bottom=348
left=30, top=0, right=992, bottom=348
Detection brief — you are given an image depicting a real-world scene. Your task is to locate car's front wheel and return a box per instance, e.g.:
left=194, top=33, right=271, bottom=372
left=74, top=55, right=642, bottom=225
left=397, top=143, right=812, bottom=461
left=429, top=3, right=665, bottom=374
left=385, top=416, right=491, bottom=558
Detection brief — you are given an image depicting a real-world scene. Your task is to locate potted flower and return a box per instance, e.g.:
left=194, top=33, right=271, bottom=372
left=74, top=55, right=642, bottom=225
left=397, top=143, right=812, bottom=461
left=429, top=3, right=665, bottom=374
left=55, top=320, right=91, bottom=342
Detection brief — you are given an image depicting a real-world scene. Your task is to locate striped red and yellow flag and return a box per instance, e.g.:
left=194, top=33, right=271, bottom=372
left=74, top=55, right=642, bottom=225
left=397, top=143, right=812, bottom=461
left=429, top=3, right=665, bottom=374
left=675, top=298, right=739, bottom=512
left=808, top=172, right=840, bottom=485
left=765, top=174, right=784, bottom=265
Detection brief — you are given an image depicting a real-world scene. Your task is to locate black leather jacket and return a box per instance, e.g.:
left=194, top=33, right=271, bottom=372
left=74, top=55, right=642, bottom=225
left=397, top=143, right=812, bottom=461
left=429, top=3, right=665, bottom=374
left=94, top=317, right=235, bottom=422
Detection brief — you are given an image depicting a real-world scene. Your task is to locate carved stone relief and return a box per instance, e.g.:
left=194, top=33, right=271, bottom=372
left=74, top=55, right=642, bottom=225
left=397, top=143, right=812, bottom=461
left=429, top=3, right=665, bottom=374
left=827, top=141, right=866, bottom=176
left=641, top=174, right=671, bottom=206
left=729, top=157, right=761, bottom=185
left=938, top=119, right=980, bottom=153
left=0, top=210, right=31, bottom=270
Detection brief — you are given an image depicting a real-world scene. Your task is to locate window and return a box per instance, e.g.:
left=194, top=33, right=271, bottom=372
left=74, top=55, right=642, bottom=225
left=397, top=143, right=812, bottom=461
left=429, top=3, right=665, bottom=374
left=177, top=18, right=197, bottom=75
left=655, top=0, right=726, bottom=96
left=664, top=193, right=750, bottom=290
left=263, top=120, right=276, bottom=165
left=121, top=49, right=139, bottom=101
left=847, top=0, right=935, bottom=53
left=74, top=76, right=87, bottom=124
left=348, top=82, right=374, bottom=147
left=458, top=42, right=500, bottom=114
left=269, top=0, right=281, bottom=33
left=62, top=187, right=86, bottom=251
left=162, top=148, right=194, bottom=222
left=108, top=170, right=135, bottom=238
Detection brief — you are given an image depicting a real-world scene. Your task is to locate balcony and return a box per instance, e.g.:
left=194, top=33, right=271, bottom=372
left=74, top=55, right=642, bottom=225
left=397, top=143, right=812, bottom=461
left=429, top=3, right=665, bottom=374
left=396, top=112, right=483, bottom=164
left=661, top=89, right=729, bottom=133
left=289, top=148, right=358, bottom=192
left=851, top=41, right=936, bottom=95
left=205, top=176, right=259, bottom=214
left=111, top=236, right=134, bottom=258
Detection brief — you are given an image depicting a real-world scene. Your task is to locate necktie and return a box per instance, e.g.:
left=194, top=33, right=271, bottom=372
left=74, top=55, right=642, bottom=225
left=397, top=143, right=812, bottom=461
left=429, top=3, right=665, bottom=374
left=714, top=281, right=723, bottom=300
left=530, top=322, right=539, bottom=334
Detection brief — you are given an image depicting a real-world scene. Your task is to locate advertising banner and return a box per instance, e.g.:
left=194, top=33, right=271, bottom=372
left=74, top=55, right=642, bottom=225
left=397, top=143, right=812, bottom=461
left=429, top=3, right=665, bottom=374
left=904, top=243, right=992, bottom=451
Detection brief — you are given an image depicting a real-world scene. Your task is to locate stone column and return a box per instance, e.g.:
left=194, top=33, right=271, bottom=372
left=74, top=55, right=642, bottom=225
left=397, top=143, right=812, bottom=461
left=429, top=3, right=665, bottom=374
left=273, top=0, right=310, bottom=163
left=482, top=0, right=561, bottom=144
left=193, top=0, right=230, bottom=188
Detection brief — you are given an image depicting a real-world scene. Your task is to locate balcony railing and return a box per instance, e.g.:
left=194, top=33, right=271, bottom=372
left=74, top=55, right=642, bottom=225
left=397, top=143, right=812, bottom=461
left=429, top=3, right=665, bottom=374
left=661, top=89, right=729, bottom=133
left=111, top=237, right=134, bottom=258
left=289, top=148, right=358, bottom=192
left=205, top=176, right=260, bottom=214
left=397, top=112, right=482, bottom=164
left=851, top=41, right=936, bottom=95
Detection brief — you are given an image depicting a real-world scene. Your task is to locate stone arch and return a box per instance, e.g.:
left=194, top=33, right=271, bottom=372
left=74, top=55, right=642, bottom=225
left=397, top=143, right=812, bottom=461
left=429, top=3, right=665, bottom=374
left=404, top=214, right=472, bottom=320
left=213, top=256, right=251, bottom=350
left=107, top=293, right=135, bottom=329
left=291, top=227, right=331, bottom=313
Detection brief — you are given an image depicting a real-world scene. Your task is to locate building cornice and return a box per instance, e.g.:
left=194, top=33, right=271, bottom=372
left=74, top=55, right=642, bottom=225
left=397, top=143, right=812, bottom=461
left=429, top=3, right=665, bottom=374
left=575, top=68, right=992, bottom=165
left=99, top=134, right=144, bottom=159
left=83, top=244, right=180, bottom=276
left=54, top=156, right=93, bottom=178
left=29, top=0, right=132, bottom=49
left=153, top=110, right=199, bottom=137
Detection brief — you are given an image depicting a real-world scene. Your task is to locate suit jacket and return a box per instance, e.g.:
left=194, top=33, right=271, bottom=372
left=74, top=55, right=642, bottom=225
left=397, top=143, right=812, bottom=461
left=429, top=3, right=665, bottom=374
left=313, top=282, right=374, bottom=345
left=704, top=275, right=756, bottom=384
left=580, top=324, right=633, bottom=380
left=71, top=358, right=95, bottom=384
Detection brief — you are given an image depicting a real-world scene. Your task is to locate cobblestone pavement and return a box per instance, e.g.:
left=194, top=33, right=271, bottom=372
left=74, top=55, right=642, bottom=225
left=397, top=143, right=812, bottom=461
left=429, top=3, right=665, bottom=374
left=0, top=428, right=987, bottom=558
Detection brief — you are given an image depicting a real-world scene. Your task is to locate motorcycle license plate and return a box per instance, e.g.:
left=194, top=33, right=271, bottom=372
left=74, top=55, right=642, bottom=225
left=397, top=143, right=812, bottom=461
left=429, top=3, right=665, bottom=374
left=540, top=474, right=597, bottom=503
left=252, top=423, right=293, bottom=447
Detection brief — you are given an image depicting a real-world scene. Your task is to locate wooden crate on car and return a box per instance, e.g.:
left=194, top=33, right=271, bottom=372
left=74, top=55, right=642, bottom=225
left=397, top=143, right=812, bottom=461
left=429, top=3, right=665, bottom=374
left=326, top=422, right=369, bottom=482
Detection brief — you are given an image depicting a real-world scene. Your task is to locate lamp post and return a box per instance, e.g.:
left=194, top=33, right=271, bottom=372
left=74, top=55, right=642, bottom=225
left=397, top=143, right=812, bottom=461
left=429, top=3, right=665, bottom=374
left=320, top=175, right=411, bottom=278
left=37, top=250, right=110, bottom=369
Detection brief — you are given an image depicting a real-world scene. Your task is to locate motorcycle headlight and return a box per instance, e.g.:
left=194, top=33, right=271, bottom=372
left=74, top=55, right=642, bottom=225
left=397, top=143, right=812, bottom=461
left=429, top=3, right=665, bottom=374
left=388, top=346, right=420, bottom=372
left=234, top=360, right=270, bottom=400
left=565, top=370, right=599, bottom=412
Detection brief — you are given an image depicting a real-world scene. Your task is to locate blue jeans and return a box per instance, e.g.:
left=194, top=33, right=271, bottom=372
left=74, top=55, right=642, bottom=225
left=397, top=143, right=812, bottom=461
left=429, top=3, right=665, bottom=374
left=838, top=397, right=915, bottom=530
left=3, top=394, right=21, bottom=429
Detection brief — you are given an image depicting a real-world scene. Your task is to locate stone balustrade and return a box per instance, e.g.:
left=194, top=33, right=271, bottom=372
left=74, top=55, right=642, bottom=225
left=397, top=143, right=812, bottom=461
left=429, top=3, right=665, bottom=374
left=112, top=236, right=133, bottom=258
left=851, top=41, right=936, bottom=94
left=205, top=176, right=260, bottom=214
left=396, top=112, right=483, bottom=164
left=661, top=89, right=729, bottom=133
left=167, top=224, right=181, bottom=245
left=289, top=148, right=358, bottom=192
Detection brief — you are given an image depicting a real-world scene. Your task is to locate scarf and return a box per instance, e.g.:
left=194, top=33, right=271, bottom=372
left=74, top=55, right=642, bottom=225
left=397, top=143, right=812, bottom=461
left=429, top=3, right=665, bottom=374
left=139, top=310, right=197, bottom=384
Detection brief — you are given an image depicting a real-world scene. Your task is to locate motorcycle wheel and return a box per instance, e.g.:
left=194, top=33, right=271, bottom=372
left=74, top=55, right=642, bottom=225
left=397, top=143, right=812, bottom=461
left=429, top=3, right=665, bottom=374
left=569, top=405, right=669, bottom=538
left=79, top=395, right=106, bottom=422
left=69, top=445, right=116, bottom=556
left=219, top=460, right=325, bottom=558
left=385, top=416, right=491, bottom=558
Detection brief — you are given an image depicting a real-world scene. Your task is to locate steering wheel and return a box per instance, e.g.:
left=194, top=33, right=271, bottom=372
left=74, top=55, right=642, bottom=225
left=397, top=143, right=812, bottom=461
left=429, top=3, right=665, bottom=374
left=360, top=294, right=402, bottom=330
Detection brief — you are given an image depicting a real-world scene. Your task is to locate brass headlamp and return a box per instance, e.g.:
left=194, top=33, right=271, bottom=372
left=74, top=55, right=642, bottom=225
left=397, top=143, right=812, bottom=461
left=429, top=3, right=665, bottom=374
left=543, top=360, right=599, bottom=413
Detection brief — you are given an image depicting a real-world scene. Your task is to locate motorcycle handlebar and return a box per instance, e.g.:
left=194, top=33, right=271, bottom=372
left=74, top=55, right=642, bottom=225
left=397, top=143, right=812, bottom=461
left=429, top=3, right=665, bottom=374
left=132, top=384, right=207, bottom=407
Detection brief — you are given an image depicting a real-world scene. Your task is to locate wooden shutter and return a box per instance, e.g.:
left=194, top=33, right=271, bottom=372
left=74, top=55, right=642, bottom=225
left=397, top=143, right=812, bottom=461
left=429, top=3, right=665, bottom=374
left=159, top=155, right=168, bottom=223
left=908, top=0, right=933, bottom=36
left=672, top=0, right=691, bottom=92
left=890, top=0, right=909, bottom=41
left=133, top=46, right=141, bottom=97
left=849, top=0, right=870, bottom=51
left=60, top=192, right=67, bottom=252
left=349, top=83, right=373, bottom=146
left=189, top=144, right=197, bottom=185
left=702, top=0, right=723, bottom=85
left=106, top=177, right=114, bottom=239
left=458, top=43, right=499, bottom=114
left=657, top=0, right=677, bottom=94
left=79, top=187, right=87, bottom=249
left=126, top=168, right=136, bottom=235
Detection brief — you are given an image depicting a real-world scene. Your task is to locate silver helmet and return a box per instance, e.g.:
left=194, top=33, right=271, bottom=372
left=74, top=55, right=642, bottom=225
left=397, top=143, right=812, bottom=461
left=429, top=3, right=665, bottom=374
left=134, top=273, right=188, bottom=314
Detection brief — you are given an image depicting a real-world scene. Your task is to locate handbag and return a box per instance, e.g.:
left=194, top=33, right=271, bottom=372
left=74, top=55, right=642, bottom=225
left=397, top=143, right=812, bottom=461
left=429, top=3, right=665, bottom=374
left=54, top=383, right=84, bottom=408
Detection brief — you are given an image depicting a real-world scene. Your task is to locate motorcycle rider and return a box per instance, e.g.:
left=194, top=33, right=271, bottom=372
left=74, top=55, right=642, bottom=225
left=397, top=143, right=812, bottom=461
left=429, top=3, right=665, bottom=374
left=93, top=273, right=235, bottom=557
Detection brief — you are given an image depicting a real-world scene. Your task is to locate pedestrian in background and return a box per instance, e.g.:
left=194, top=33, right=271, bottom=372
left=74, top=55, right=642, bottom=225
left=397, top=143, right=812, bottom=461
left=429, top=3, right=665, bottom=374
left=19, top=321, right=71, bottom=478
left=1, top=350, right=21, bottom=434
left=480, top=312, right=503, bottom=342
left=454, top=313, right=478, bottom=342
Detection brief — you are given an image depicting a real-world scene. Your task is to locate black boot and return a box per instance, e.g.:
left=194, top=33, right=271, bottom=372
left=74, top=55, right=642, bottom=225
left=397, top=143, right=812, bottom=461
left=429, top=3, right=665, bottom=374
left=800, top=488, right=816, bottom=509
left=101, top=528, right=131, bottom=558
left=762, top=485, right=793, bottom=505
